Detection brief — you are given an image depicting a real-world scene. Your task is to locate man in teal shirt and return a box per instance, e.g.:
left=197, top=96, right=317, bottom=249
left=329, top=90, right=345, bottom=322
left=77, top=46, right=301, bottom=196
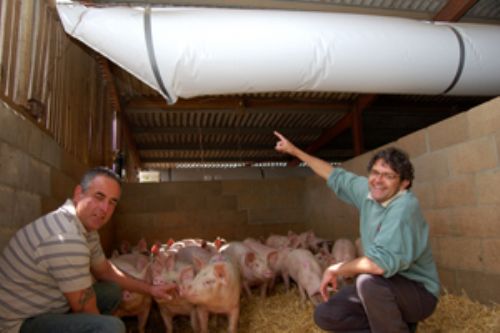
left=274, top=131, right=439, bottom=332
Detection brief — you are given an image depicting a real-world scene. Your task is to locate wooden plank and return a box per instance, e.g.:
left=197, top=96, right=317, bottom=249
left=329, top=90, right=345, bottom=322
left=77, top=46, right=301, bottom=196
left=127, top=96, right=351, bottom=112
left=14, top=0, right=35, bottom=105
left=1, top=0, right=18, bottom=96
left=9, top=0, right=22, bottom=98
left=42, top=6, right=54, bottom=130
left=0, top=0, right=12, bottom=93
left=433, top=0, right=478, bottom=22
left=29, top=1, right=48, bottom=123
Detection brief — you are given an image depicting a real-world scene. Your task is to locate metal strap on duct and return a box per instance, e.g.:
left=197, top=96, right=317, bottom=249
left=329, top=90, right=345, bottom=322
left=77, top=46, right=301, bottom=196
left=144, top=6, right=173, bottom=104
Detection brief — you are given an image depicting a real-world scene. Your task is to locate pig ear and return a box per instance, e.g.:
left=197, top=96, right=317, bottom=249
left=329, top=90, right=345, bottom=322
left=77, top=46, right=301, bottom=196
left=245, top=252, right=256, bottom=266
left=289, top=234, right=299, bottom=247
left=137, top=238, right=148, bottom=253
left=165, top=253, right=176, bottom=271
left=267, top=251, right=278, bottom=266
left=180, top=266, right=195, bottom=282
left=120, top=240, right=130, bottom=254
left=192, top=255, right=206, bottom=271
left=135, top=255, right=149, bottom=272
left=213, top=263, right=227, bottom=283
left=214, top=237, right=223, bottom=249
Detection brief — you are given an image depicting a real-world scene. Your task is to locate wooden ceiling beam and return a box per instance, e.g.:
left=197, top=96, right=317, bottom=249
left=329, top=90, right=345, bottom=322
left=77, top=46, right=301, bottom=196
left=352, top=94, right=377, bottom=155
left=96, top=56, right=142, bottom=173
left=287, top=94, right=377, bottom=166
left=433, top=0, right=478, bottom=22
left=126, top=96, right=352, bottom=111
left=141, top=151, right=354, bottom=164
left=287, top=111, right=353, bottom=166
left=138, top=145, right=282, bottom=151
left=127, top=107, right=349, bottom=116
left=132, top=127, right=323, bottom=136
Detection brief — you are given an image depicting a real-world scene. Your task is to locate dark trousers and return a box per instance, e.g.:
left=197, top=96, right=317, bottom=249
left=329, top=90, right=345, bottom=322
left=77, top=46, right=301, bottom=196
left=314, top=274, right=438, bottom=333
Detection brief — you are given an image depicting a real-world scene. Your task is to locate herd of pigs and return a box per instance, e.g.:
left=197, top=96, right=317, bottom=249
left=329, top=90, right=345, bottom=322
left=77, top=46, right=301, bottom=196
left=110, top=231, right=363, bottom=333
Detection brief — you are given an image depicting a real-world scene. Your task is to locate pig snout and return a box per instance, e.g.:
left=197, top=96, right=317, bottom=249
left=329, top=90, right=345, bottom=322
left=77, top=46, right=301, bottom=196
left=310, top=293, right=323, bottom=306
left=153, top=276, right=164, bottom=286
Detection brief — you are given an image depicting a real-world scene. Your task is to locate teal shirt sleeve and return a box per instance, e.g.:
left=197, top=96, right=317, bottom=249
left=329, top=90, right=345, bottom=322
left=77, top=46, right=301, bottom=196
left=326, top=168, right=369, bottom=210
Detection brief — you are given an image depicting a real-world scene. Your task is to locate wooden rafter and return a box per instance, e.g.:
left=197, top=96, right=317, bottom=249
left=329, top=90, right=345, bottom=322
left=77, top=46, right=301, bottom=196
left=433, top=0, right=478, bottom=22
left=96, top=56, right=142, bottom=172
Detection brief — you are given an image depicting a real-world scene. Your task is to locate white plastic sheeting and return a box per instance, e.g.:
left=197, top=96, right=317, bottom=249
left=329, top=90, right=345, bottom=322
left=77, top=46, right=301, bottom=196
left=56, top=1, right=500, bottom=104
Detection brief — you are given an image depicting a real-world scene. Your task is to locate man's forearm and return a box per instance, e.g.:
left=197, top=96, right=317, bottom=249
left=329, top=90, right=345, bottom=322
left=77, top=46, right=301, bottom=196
left=335, top=256, right=385, bottom=278
left=292, top=147, right=334, bottom=180
left=93, top=260, right=151, bottom=295
left=64, top=286, right=100, bottom=314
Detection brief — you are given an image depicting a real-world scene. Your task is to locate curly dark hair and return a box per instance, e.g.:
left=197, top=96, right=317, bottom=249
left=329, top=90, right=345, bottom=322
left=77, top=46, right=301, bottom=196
left=367, top=147, right=414, bottom=189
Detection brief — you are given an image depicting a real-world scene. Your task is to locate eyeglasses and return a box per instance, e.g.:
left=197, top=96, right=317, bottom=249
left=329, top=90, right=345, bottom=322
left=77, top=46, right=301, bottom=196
left=369, top=169, right=399, bottom=181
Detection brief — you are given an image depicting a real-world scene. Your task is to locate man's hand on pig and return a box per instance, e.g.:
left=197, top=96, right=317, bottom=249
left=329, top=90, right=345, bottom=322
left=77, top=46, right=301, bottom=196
left=150, top=282, right=177, bottom=300
left=319, top=263, right=343, bottom=301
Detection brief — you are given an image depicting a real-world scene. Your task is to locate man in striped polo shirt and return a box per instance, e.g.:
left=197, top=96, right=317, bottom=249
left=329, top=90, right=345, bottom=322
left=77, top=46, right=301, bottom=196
left=0, top=167, right=176, bottom=333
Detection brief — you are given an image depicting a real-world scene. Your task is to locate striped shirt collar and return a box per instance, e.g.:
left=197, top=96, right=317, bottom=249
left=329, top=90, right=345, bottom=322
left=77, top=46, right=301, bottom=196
left=61, top=199, right=88, bottom=235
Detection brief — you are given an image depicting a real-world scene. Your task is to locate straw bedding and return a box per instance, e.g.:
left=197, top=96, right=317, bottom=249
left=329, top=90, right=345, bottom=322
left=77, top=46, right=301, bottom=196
left=126, top=285, right=500, bottom=332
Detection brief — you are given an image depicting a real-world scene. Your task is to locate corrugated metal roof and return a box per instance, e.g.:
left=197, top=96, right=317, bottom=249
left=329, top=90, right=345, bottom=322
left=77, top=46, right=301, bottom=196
left=92, top=0, right=500, bottom=170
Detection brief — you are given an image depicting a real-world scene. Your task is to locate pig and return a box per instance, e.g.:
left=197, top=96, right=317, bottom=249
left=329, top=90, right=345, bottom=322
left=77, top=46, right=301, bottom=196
left=265, top=233, right=295, bottom=249
left=180, top=254, right=241, bottom=333
left=174, top=245, right=214, bottom=273
left=242, top=238, right=290, bottom=296
left=303, top=230, right=333, bottom=253
left=314, top=247, right=336, bottom=271
left=164, top=237, right=225, bottom=255
left=119, top=237, right=149, bottom=255
left=219, top=241, right=273, bottom=297
left=150, top=252, right=199, bottom=333
left=110, top=253, right=153, bottom=333
left=282, top=248, right=323, bottom=306
left=266, top=231, right=309, bottom=249
left=331, top=238, right=357, bottom=287
left=331, top=238, right=357, bottom=264
left=202, top=236, right=227, bottom=254
left=355, top=237, right=364, bottom=257
left=290, top=230, right=310, bottom=249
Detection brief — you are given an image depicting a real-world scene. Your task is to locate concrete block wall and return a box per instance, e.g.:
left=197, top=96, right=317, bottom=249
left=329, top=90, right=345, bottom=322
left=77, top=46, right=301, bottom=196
left=0, top=102, right=93, bottom=250
left=305, top=96, right=500, bottom=304
left=112, top=177, right=310, bottom=249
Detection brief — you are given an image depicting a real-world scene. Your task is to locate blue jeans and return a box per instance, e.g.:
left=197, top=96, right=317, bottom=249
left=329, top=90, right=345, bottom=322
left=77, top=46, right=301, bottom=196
left=20, top=282, right=126, bottom=333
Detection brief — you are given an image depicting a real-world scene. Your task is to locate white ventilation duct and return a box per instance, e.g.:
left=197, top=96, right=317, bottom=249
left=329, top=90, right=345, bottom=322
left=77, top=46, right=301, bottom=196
left=56, top=1, right=500, bottom=104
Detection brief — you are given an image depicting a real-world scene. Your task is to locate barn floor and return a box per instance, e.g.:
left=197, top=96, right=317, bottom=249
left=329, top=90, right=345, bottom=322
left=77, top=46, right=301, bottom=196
left=123, top=283, right=500, bottom=333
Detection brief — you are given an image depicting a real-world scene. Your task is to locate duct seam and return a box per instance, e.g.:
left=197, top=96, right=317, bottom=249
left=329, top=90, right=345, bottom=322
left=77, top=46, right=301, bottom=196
left=144, top=6, right=173, bottom=103
left=442, top=26, right=465, bottom=95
